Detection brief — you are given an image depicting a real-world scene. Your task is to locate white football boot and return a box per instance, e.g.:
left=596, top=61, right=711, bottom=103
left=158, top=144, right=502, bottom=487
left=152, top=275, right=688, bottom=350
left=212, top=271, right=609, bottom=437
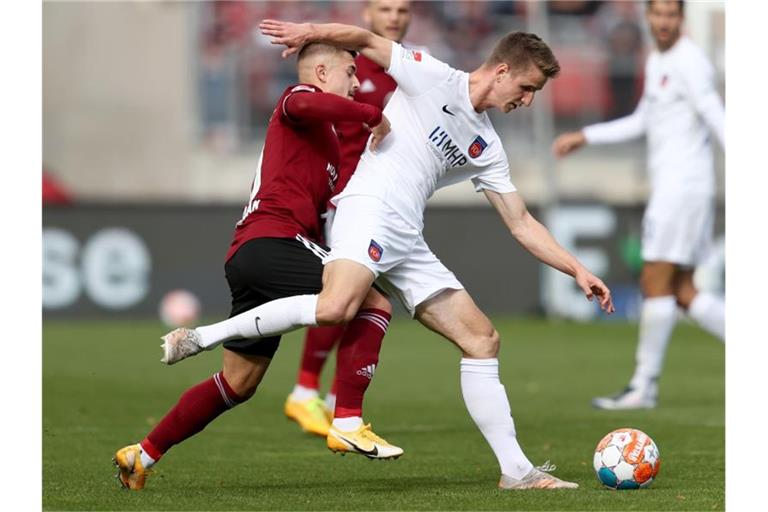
left=160, top=327, right=204, bottom=365
left=499, top=461, right=579, bottom=490
left=592, top=383, right=658, bottom=410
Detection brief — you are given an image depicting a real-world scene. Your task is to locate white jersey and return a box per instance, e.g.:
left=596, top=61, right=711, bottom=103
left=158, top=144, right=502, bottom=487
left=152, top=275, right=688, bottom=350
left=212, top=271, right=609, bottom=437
left=334, top=42, right=516, bottom=230
left=583, top=36, right=724, bottom=199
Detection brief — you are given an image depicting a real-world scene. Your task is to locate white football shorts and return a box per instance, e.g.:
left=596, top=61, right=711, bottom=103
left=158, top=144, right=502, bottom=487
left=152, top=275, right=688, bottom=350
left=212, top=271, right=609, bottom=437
left=324, top=195, right=464, bottom=316
left=642, top=194, right=715, bottom=266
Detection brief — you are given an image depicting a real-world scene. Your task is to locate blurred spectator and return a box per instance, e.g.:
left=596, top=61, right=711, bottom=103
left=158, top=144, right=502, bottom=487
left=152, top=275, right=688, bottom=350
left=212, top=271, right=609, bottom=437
left=434, top=1, right=495, bottom=69
left=548, top=1, right=603, bottom=16
left=42, top=168, right=72, bottom=205
left=195, top=0, right=646, bottom=149
left=198, top=1, right=252, bottom=151
left=599, top=1, right=644, bottom=118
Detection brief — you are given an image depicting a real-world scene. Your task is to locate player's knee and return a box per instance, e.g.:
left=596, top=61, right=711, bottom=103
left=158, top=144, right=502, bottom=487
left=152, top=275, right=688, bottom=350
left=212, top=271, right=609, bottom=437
left=222, top=352, right=271, bottom=401
left=639, top=272, right=654, bottom=295
left=361, top=290, right=392, bottom=315
left=315, top=297, right=354, bottom=325
left=674, top=286, right=697, bottom=310
left=232, top=382, right=258, bottom=400
left=673, top=274, right=697, bottom=310
left=640, top=274, right=671, bottom=297
left=223, top=370, right=260, bottom=400
left=463, top=329, right=500, bottom=359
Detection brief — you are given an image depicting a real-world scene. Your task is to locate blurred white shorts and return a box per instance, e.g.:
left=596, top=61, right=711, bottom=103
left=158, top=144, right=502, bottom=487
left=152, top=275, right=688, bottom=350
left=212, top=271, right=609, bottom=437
left=642, top=195, right=715, bottom=266
left=324, top=195, right=464, bottom=316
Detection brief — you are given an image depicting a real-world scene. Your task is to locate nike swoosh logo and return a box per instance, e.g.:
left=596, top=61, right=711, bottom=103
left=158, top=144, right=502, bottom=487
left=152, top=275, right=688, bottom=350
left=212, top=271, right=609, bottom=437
left=441, top=105, right=455, bottom=116
left=254, top=316, right=262, bottom=336
left=335, top=433, right=379, bottom=457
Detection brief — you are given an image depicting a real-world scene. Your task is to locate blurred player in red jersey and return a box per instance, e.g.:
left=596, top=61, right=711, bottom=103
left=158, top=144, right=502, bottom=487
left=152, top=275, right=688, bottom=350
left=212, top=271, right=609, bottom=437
left=285, top=0, right=416, bottom=439
left=113, top=42, right=400, bottom=491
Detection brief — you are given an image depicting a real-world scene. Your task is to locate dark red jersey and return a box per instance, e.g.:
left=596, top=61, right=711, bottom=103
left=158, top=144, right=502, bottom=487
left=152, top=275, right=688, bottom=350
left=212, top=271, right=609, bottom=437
left=335, top=54, right=398, bottom=197
left=227, top=84, right=381, bottom=261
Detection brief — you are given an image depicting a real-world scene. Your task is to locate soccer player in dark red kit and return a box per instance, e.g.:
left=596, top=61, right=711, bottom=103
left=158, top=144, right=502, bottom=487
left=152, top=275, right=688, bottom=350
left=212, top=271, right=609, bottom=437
left=113, top=42, right=402, bottom=491
left=284, top=0, right=416, bottom=438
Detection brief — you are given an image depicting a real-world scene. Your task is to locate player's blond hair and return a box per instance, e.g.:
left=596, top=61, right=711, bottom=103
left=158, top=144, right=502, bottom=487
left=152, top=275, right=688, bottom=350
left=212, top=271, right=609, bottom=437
left=486, top=32, right=560, bottom=78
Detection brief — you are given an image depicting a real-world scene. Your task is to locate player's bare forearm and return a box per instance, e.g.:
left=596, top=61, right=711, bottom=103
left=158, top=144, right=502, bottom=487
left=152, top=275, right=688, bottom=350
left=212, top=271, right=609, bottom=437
left=513, top=214, right=613, bottom=312
left=511, top=211, right=582, bottom=277
left=485, top=190, right=614, bottom=312
left=311, top=23, right=391, bottom=67
left=260, top=19, right=391, bottom=67
left=484, top=191, right=576, bottom=275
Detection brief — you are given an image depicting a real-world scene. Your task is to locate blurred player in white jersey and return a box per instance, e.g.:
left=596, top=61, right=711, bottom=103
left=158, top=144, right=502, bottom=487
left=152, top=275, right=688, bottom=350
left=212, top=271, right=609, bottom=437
left=552, top=0, right=725, bottom=410
left=166, top=20, right=615, bottom=489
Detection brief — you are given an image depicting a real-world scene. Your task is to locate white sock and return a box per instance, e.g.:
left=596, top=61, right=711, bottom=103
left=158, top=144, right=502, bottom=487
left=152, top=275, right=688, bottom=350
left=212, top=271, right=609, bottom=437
left=332, top=416, right=363, bottom=431
left=460, top=358, right=534, bottom=479
left=629, top=296, right=678, bottom=390
left=688, top=292, right=725, bottom=341
left=195, top=294, right=319, bottom=349
left=290, top=384, right=319, bottom=401
left=324, top=392, right=336, bottom=412
left=139, top=446, right=156, bottom=469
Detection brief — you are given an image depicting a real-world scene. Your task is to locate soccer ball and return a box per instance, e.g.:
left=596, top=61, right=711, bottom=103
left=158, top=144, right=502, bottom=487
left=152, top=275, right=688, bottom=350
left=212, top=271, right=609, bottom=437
left=159, top=289, right=201, bottom=328
left=593, top=428, right=661, bottom=490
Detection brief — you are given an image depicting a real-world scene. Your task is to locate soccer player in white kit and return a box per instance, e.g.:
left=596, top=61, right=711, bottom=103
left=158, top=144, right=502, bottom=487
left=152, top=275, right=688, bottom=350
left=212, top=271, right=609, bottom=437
left=165, top=20, right=615, bottom=489
left=552, top=0, right=725, bottom=410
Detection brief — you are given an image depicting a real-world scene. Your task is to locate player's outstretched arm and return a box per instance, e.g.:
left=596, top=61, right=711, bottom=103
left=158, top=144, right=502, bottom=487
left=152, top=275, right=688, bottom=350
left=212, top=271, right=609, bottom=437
left=554, top=98, right=649, bottom=158
left=484, top=189, right=615, bottom=313
left=285, top=90, right=383, bottom=126
left=259, top=19, right=392, bottom=68
left=552, top=131, right=587, bottom=158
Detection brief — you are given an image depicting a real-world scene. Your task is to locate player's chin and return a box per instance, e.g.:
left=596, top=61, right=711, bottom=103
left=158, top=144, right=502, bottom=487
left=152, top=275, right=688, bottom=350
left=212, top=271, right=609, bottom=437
left=385, top=28, right=403, bottom=40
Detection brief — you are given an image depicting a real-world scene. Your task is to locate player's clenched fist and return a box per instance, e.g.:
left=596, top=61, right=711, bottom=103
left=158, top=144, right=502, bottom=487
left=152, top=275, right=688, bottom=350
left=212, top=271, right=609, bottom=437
left=366, top=115, right=391, bottom=153
left=552, top=131, right=587, bottom=158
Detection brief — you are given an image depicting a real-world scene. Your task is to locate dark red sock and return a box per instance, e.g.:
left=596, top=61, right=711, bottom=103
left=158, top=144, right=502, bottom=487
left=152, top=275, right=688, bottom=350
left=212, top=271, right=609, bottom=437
left=334, top=308, right=390, bottom=418
left=141, top=371, right=244, bottom=461
left=297, top=325, right=345, bottom=389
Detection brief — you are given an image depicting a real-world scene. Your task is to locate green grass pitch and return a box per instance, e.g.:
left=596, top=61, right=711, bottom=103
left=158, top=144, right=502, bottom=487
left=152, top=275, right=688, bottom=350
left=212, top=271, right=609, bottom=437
left=43, top=317, right=723, bottom=510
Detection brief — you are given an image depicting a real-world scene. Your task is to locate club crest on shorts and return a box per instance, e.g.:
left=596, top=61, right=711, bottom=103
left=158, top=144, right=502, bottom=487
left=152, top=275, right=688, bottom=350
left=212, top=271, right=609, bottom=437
left=368, top=239, right=384, bottom=262
left=468, top=135, right=488, bottom=158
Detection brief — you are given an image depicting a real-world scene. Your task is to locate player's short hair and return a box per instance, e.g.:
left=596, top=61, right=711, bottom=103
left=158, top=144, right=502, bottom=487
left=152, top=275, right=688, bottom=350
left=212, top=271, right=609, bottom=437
left=486, top=32, right=560, bottom=78
left=297, top=43, right=356, bottom=63
left=647, top=0, right=684, bottom=15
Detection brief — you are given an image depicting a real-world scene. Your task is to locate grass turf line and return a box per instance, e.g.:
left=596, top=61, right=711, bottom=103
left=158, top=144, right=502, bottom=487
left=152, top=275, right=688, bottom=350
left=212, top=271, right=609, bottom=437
left=43, top=318, right=724, bottom=510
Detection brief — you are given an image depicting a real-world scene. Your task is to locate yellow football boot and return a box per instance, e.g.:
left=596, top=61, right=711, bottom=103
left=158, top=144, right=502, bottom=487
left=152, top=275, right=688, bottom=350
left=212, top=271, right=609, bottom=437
left=327, top=423, right=404, bottom=459
left=113, top=444, right=149, bottom=490
left=284, top=395, right=332, bottom=437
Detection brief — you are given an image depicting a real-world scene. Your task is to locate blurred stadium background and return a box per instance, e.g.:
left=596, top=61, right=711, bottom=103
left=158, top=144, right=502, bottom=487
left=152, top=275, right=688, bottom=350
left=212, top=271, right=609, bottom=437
left=42, top=0, right=724, bottom=321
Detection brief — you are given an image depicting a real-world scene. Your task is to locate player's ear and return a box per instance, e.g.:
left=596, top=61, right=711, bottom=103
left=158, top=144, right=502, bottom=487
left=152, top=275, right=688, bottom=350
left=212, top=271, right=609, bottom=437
left=315, top=63, right=328, bottom=84
left=495, top=63, right=509, bottom=84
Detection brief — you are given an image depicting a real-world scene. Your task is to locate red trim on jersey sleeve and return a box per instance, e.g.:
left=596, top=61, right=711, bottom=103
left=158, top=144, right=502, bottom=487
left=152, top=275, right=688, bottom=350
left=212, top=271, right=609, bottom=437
left=283, top=89, right=382, bottom=127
